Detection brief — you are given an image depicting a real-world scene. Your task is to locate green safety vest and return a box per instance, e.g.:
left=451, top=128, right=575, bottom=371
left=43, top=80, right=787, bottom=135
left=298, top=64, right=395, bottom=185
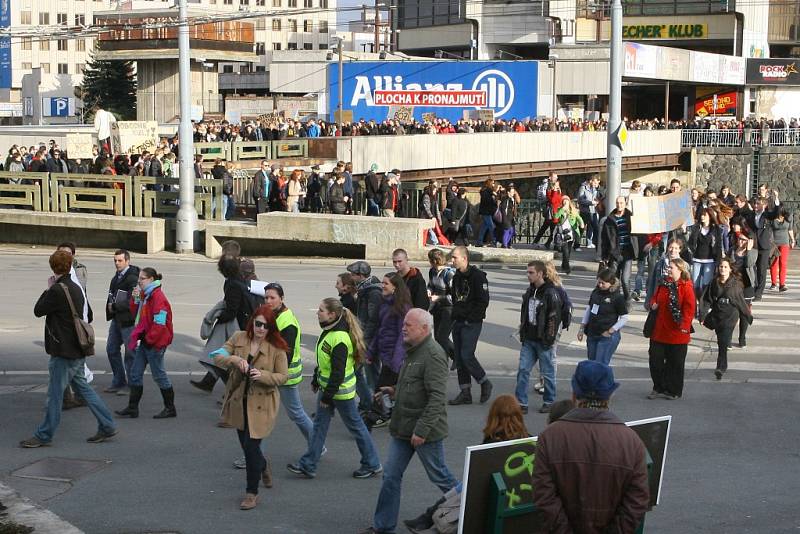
left=316, top=330, right=356, bottom=400
left=276, top=308, right=303, bottom=386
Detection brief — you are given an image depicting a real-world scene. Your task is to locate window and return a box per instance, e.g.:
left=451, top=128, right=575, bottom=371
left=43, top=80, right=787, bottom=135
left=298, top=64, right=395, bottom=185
left=39, top=13, right=49, bottom=25
left=20, top=11, right=31, bottom=25
left=75, top=14, right=85, bottom=26
left=41, top=63, right=50, bottom=73
left=303, top=42, right=313, bottom=50
left=223, top=65, right=234, bottom=73
left=320, top=0, right=328, bottom=7
left=272, top=19, right=281, bottom=30
left=58, top=39, right=68, bottom=51
left=57, top=13, right=67, bottom=25
left=241, top=0, right=249, bottom=4
left=256, top=18, right=266, bottom=30
left=58, top=63, right=68, bottom=74
left=304, top=0, right=312, bottom=6
left=273, top=42, right=282, bottom=50
left=255, top=43, right=265, bottom=54
left=273, top=0, right=281, bottom=5
left=224, top=0, right=233, bottom=4
left=256, top=65, right=266, bottom=72
left=256, top=0, right=265, bottom=5
left=240, top=64, right=251, bottom=73
left=303, top=20, right=311, bottom=32
left=21, top=38, right=31, bottom=50
left=319, top=20, right=328, bottom=33
left=319, top=43, right=328, bottom=49
left=288, top=19, right=297, bottom=31
left=287, top=42, right=297, bottom=50
left=21, top=62, right=32, bottom=70
left=39, top=40, right=50, bottom=51
left=76, top=39, right=86, bottom=52
left=76, top=63, right=85, bottom=74
left=288, top=0, right=297, bottom=7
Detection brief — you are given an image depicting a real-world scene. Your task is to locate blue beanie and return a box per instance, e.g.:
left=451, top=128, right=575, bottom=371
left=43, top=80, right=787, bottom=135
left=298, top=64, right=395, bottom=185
left=571, top=360, right=619, bottom=401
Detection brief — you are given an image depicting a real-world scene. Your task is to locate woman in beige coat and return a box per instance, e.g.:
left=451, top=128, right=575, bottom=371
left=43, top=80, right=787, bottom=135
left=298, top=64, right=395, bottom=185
left=211, top=304, right=288, bottom=510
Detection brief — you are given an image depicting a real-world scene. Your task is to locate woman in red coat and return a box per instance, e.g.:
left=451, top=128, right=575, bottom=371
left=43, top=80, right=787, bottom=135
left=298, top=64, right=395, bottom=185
left=647, top=258, right=695, bottom=400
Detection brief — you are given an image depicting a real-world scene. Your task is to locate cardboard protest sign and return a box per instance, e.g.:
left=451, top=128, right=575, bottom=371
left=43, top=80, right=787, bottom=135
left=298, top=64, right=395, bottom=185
left=111, top=121, right=159, bottom=154
left=422, top=112, right=437, bottom=123
left=333, top=109, right=353, bottom=123
left=629, top=190, right=693, bottom=233
left=388, top=105, right=414, bottom=122
left=65, top=134, right=95, bottom=159
left=477, top=108, right=495, bottom=122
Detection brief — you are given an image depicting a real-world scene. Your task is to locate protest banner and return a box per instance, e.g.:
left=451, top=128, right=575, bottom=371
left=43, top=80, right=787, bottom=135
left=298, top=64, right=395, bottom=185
left=477, top=108, right=495, bottom=122
left=629, top=189, right=693, bottom=234
left=333, top=109, right=353, bottom=123
left=65, top=134, right=95, bottom=159
left=111, top=121, right=159, bottom=154
left=422, top=112, right=437, bottom=123
left=388, top=105, right=414, bottom=122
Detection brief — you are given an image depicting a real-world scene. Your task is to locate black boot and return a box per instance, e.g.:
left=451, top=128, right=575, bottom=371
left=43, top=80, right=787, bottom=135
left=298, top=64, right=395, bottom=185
left=403, top=495, right=447, bottom=532
left=190, top=372, right=217, bottom=393
left=480, top=379, right=494, bottom=404
left=154, top=387, right=177, bottom=419
left=115, top=385, right=143, bottom=418
left=448, top=388, right=472, bottom=405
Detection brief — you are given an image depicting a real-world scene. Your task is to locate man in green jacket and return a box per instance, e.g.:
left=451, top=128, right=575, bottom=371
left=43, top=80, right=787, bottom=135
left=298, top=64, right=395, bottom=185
left=359, top=308, right=459, bottom=534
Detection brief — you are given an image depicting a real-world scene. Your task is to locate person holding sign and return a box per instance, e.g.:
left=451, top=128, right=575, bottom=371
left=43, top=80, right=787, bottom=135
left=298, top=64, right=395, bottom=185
left=600, top=196, right=638, bottom=301
left=532, top=361, right=649, bottom=533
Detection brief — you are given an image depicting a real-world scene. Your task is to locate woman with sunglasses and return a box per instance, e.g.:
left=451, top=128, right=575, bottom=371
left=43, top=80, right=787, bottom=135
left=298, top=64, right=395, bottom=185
left=210, top=304, right=289, bottom=510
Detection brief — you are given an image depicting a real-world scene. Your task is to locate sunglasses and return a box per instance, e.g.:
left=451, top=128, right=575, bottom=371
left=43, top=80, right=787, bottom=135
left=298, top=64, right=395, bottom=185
left=254, top=320, right=268, bottom=329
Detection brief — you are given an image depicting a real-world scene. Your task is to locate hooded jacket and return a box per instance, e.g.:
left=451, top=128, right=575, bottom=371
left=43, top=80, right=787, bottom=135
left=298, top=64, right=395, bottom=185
left=128, top=283, right=174, bottom=351
left=451, top=265, right=490, bottom=323
left=520, top=280, right=561, bottom=347
left=356, top=276, right=383, bottom=346
left=403, top=267, right=430, bottom=310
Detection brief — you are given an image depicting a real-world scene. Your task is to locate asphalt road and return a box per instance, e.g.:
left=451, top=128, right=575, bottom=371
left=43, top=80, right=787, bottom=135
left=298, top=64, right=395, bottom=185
left=1, top=249, right=799, bottom=533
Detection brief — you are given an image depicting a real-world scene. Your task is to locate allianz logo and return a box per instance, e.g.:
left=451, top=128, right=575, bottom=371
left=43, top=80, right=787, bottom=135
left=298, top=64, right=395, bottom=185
left=350, top=69, right=516, bottom=117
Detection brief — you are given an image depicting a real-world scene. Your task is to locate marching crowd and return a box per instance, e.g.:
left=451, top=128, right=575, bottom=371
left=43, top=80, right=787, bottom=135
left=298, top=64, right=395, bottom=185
left=16, top=167, right=795, bottom=533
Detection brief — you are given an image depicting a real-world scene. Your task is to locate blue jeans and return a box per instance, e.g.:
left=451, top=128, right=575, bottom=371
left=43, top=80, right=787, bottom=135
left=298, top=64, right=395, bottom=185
left=129, top=345, right=172, bottom=389
left=279, top=385, right=313, bottom=443
left=35, top=357, right=116, bottom=443
left=298, top=393, right=380, bottom=474
left=223, top=195, right=236, bottom=220
left=367, top=199, right=380, bottom=216
left=106, top=319, right=134, bottom=388
left=515, top=340, right=556, bottom=406
left=374, top=437, right=459, bottom=533
left=477, top=214, right=496, bottom=245
left=586, top=331, right=622, bottom=365
left=692, top=261, right=716, bottom=299
left=356, top=363, right=375, bottom=412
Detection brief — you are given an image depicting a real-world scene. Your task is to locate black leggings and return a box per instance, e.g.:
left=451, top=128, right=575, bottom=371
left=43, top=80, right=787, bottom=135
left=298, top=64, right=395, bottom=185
left=237, top=399, right=265, bottom=494
left=432, top=305, right=455, bottom=360
left=561, top=241, right=572, bottom=272
left=714, top=325, right=735, bottom=372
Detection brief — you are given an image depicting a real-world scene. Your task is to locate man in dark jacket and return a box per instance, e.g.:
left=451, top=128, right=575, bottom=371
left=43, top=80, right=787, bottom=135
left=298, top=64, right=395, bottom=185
left=364, top=166, right=382, bottom=216
left=361, top=309, right=458, bottom=534
left=751, top=194, right=781, bottom=300
left=600, top=196, right=638, bottom=301
left=533, top=360, right=649, bottom=533
left=104, top=249, right=140, bottom=394
left=45, top=149, right=69, bottom=174
left=516, top=260, right=562, bottom=414
left=445, top=187, right=470, bottom=245
left=21, top=251, right=117, bottom=448
left=347, top=260, right=384, bottom=411
left=251, top=160, right=271, bottom=215
left=392, top=248, right=430, bottom=310
left=448, top=246, right=493, bottom=405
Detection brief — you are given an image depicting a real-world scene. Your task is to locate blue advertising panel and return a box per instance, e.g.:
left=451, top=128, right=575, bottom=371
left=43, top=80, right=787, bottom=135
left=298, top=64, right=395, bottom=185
left=0, top=0, right=9, bottom=89
left=328, top=60, right=538, bottom=123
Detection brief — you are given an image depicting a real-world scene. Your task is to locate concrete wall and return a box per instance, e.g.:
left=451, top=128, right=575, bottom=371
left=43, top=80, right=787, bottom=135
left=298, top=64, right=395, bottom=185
left=337, top=130, right=682, bottom=175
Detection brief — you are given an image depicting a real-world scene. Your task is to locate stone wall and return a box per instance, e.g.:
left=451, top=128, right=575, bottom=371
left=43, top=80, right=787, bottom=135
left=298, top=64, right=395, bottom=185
left=693, top=148, right=751, bottom=196
left=757, top=148, right=800, bottom=197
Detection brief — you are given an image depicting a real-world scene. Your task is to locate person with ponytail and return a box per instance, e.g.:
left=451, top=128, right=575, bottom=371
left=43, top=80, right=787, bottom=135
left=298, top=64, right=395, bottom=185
left=117, top=268, right=176, bottom=419
left=287, top=298, right=382, bottom=480
left=210, top=304, right=289, bottom=510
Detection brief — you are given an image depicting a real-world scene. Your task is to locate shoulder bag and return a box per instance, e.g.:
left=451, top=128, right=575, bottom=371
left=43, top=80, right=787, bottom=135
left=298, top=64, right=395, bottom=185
left=59, top=283, right=95, bottom=356
left=643, top=308, right=658, bottom=338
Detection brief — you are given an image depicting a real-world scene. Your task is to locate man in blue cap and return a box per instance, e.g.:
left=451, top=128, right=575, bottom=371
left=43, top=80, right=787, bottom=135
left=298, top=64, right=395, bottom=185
left=532, top=360, right=649, bottom=533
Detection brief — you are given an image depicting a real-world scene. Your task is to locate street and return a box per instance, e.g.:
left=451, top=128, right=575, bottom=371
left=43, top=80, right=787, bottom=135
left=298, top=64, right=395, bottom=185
left=1, top=248, right=799, bottom=533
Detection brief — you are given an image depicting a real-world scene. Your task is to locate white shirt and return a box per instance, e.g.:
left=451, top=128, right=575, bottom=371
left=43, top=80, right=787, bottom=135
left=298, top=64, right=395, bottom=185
left=94, top=109, right=117, bottom=140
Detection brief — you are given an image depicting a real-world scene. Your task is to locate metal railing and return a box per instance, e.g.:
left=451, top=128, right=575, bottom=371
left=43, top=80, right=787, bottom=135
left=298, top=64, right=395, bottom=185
left=681, top=128, right=800, bottom=148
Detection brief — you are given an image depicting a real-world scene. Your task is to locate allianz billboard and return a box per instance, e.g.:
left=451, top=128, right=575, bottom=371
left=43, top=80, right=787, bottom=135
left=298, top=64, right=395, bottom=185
left=328, top=61, right=538, bottom=123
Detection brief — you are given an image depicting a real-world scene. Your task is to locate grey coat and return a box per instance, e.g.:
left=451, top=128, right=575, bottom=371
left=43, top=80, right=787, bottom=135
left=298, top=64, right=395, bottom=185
left=201, top=300, right=240, bottom=353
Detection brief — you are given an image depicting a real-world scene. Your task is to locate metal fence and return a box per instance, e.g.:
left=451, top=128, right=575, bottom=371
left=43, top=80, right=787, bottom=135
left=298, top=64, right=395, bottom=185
left=681, top=128, right=800, bottom=148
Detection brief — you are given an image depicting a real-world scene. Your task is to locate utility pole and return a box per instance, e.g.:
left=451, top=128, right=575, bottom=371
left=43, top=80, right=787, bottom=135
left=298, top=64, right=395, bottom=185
left=176, top=0, right=197, bottom=254
left=374, top=0, right=380, bottom=53
left=605, top=0, right=622, bottom=213
left=334, top=35, right=343, bottom=130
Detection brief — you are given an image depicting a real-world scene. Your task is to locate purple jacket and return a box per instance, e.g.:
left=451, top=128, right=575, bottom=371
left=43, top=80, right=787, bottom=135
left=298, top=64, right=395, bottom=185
left=368, top=296, right=409, bottom=373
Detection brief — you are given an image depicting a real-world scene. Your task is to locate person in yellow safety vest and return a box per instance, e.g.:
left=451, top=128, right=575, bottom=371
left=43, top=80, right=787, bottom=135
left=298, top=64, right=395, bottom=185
left=233, top=282, right=317, bottom=471
left=287, top=297, right=383, bottom=479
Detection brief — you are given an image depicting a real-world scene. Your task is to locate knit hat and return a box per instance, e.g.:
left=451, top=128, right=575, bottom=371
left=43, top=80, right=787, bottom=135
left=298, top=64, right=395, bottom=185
left=346, top=260, right=371, bottom=277
left=370, top=163, right=379, bottom=172
left=571, top=360, right=619, bottom=401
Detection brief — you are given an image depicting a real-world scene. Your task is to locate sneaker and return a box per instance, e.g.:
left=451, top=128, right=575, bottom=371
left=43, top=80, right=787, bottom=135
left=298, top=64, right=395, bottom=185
left=738, top=342, right=747, bottom=349
left=86, top=429, right=118, bottom=444
left=780, top=285, right=788, bottom=293
left=372, top=417, right=389, bottom=428
left=286, top=463, right=316, bottom=479
left=714, top=369, right=723, bottom=380
left=647, top=390, right=661, bottom=400
left=538, top=403, right=551, bottom=414
left=663, top=394, right=680, bottom=400
left=586, top=243, right=596, bottom=249
left=19, top=436, right=49, bottom=448
left=353, top=465, right=383, bottom=479
left=631, top=291, right=641, bottom=302
left=479, top=380, right=493, bottom=404
left=321, top=446, right=328, bottom=457
left=769, top=284, right=777, bottom=291
left=533, top=381, right=545, bottom=395
left=233, top=457, right=247, bottom=469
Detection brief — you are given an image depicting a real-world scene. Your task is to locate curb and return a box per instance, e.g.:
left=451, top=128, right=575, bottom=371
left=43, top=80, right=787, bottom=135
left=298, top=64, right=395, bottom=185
left=0, top=482, right=83, bottom=534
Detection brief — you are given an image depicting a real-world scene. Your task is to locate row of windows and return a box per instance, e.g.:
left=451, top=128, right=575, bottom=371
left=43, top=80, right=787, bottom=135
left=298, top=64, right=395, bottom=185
left=20, top=62, right=85, bottom=75
left=220, top=0, right=329, bottom=6
left=19, top=38, right=88, bottom=52
left=223, top=40, right=330, bottom=67
left=19, top=12, right=87, bottom=26
left=270, top=19, right=328, bottom=31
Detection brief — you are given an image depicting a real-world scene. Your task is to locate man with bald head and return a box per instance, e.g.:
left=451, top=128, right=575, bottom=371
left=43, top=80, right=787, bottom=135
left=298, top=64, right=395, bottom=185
left=600, top=196, right=637, bottom=301
left=360, top=309, right=458, bottom=534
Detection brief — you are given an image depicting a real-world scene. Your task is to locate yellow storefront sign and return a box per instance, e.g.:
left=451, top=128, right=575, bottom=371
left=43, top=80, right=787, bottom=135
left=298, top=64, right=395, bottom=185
left=623, top=23, right=707, bottom=39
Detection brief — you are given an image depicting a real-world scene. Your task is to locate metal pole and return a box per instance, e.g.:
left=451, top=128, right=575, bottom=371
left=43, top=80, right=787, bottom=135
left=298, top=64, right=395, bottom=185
left=374, top=0, right=380, bottom=53
left=664, top=81, right=669, bottom=123
left=337, top=36, right=343, bottom=130
left=176, top=0, right=197, bottom=254
left=605, top=0, right=622, bottom=213
left=550, top=60, right=557, bottom=131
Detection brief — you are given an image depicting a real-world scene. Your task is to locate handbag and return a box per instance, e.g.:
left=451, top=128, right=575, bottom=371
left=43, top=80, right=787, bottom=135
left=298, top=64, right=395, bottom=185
left=643, top=308, right=657, bottom=338
left=493, top=207, right=503, bottom=224
left=59, top=283, right=95, bottom=357
left=701, top=311, right=717, bottom=331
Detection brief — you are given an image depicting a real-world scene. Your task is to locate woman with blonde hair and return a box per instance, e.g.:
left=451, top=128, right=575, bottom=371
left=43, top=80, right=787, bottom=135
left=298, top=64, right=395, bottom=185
left=554, top=196, right=585, bottom=274
left=288, top=298, right=382, bottom=479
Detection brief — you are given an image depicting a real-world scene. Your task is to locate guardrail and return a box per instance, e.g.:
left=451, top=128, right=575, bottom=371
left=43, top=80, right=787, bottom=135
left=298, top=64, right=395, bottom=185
left=681, top=128, right=800, bottom=148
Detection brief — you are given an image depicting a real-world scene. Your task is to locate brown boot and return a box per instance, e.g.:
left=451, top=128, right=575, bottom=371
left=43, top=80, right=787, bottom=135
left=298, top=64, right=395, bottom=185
left=240, top=493, right=258, bottom=510
left=262, top=457, right=273, bottom=488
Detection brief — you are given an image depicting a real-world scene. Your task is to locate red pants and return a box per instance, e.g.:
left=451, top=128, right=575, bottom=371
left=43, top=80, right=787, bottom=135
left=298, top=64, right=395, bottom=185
left=770, top=244, right=790, bottom=286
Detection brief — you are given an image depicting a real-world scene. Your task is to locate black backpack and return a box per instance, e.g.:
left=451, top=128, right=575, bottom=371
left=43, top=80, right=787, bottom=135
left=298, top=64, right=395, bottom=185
left=553, top=285, right=574, bottom=331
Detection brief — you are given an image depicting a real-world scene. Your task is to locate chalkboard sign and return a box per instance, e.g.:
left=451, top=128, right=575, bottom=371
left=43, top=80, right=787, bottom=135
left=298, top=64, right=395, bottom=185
left=460, top=437, right=544, bottom=534
left=627, top=415, right=672, bottom=508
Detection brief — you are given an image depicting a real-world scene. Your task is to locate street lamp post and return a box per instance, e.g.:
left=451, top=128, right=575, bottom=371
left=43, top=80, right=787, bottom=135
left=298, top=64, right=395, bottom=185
left=176, top=0, right=197, bottom=254
left=605, top=0, right=623, bottom=211
left=548, top=54, right=558, bottom=131
left=334, top=36, right=343, bottom=130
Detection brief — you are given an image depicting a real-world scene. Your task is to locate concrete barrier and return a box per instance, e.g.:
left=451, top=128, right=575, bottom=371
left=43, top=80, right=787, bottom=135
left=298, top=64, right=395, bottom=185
left=205, top=212, right=434, bottom=260
left=0, top=210, right=165, bottom=254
